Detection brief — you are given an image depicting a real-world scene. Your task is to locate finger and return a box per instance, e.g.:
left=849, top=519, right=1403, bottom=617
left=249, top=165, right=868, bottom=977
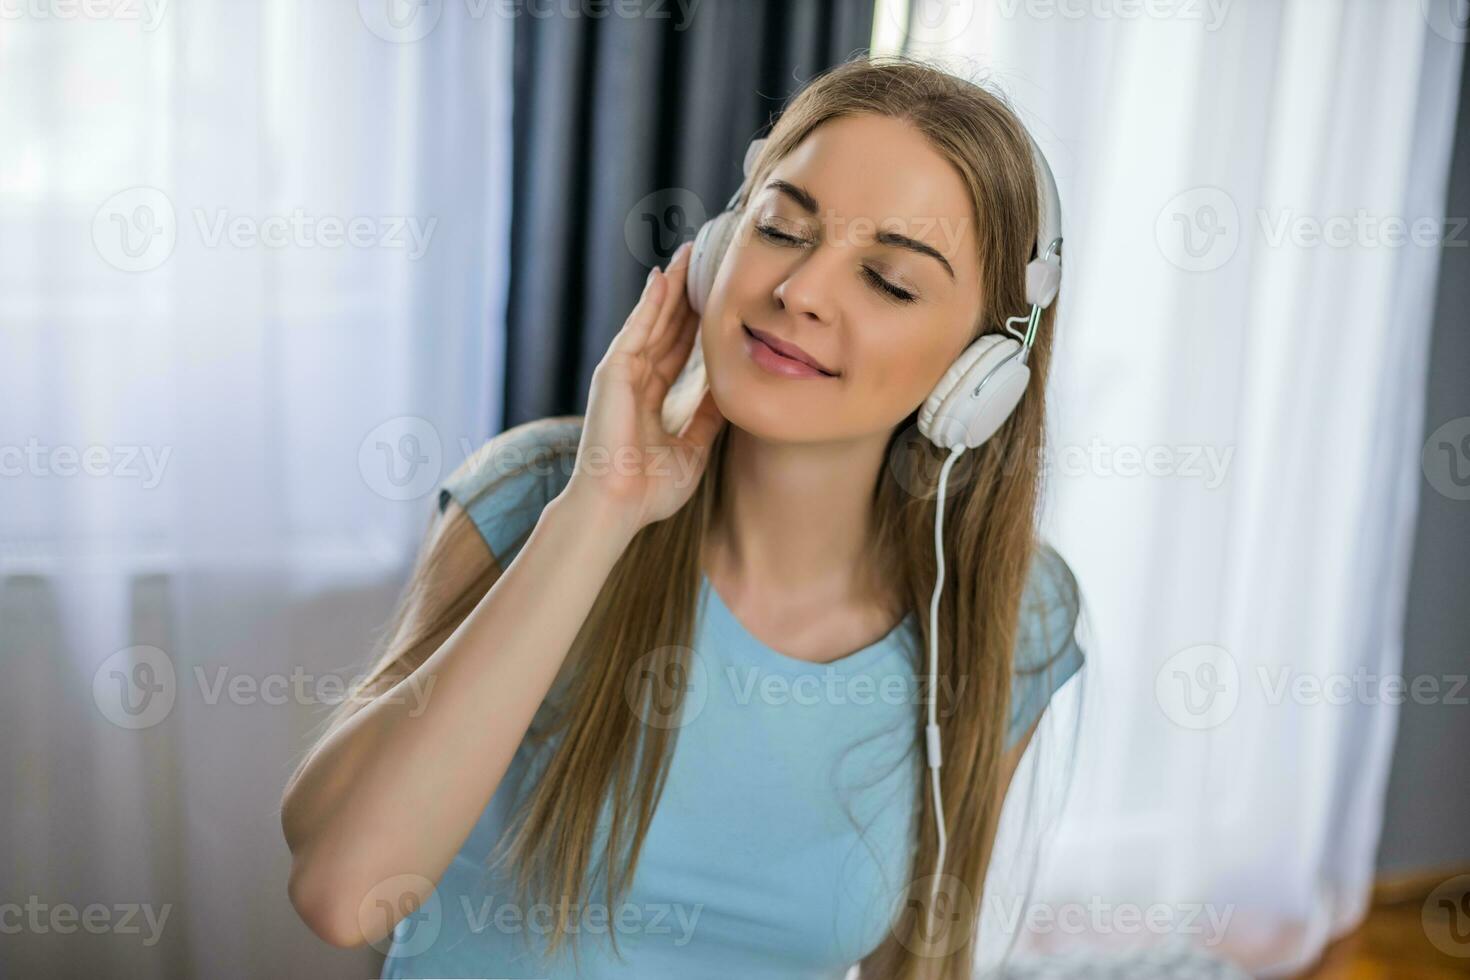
left=641, top=319, right=697, bottom=417
left=648, top=241, right=693, bottom=350
left=648, top=276, right=693, bottom=364
left=653, top=306, right=699, bottom=390
left=608, top=266, right=667, bottom=356
left=649, top=295, right=687, bottom=371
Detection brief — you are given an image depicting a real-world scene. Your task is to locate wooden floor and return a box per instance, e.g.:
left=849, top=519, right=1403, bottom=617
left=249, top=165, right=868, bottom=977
left=1297, top=871, right=1470, bottom=979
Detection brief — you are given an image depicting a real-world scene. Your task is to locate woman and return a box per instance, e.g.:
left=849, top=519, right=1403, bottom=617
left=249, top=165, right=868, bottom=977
left=281, top=54, right=1087, bottom=980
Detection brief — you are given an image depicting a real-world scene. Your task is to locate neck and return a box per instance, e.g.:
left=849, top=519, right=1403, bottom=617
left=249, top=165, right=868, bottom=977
left=704, top=425, right=894, bottom=604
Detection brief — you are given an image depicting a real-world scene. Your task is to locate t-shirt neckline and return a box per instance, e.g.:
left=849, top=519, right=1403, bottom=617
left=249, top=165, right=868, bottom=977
left=697, top=570, right=917, bottom=676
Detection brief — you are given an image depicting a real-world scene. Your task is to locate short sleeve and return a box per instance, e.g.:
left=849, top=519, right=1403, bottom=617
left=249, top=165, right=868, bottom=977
left=437, top=416, right=583, bottom=568
left=1005, top=541, right=1087, bottom=752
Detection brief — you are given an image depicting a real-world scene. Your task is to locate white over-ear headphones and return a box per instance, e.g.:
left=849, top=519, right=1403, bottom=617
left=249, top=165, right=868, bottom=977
left=682, top=130, right=1062, bottom=450
left=678, top=121, right=1063, bottom=939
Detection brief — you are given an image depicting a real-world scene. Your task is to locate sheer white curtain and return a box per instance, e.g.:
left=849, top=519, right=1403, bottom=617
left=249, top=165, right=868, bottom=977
left=891, top=0, right=1464, bottom=975
left=1, top=4, right=513, bottom=977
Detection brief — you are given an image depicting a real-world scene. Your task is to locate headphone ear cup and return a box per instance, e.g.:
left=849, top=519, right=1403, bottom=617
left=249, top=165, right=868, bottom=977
left=659, top=320, right=708, bottom=436
left=918, top=334, right=1029, bottom=450
left=686, top=209, right=741, bottom=316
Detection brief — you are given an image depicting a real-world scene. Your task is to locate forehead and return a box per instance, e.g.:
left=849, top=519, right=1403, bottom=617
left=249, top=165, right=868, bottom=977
left=764, top=114, right=978, bottom=275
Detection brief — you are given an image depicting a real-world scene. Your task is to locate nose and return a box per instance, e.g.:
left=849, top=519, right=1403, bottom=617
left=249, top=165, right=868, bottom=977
left=772, top=247, right=840, bottom=325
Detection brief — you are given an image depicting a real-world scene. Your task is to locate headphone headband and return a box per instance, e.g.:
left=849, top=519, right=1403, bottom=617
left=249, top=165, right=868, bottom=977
left=718, top=136, right=767, bottom=214
left=1022, top=125, right=1063, bottom=270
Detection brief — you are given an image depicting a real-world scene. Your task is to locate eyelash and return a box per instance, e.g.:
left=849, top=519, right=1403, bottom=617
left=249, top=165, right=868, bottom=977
left=754, top=223, right=918, bottom=305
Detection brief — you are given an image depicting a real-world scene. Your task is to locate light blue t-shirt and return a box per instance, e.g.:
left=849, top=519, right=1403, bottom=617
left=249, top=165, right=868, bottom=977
left=381, top=418, right=1086, bottom=980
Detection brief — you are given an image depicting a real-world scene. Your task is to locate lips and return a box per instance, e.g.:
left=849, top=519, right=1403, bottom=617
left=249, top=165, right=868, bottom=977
left=743, top=324, right=838, bottom=376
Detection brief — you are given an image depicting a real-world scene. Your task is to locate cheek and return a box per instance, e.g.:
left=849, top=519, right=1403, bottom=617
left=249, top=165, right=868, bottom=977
left=857, top=319, right=962, bottom=405
left=711, top=240, right=775, bottom=313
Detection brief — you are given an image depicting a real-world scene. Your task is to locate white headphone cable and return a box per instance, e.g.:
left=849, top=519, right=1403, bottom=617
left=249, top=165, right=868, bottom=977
left=925, top=443, right=965, bottom=934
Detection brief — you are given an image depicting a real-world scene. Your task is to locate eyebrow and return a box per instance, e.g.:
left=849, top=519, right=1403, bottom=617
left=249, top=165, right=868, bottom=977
left=765, top=179, right=957, bottom=281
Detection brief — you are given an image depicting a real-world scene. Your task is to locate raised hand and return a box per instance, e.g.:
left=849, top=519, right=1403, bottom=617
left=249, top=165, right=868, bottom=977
left=563, top=240, right=727, bottom=536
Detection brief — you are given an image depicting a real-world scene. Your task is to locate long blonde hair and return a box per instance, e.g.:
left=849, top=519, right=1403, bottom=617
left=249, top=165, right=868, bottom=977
left=324, top=53, right=1059, bottom=980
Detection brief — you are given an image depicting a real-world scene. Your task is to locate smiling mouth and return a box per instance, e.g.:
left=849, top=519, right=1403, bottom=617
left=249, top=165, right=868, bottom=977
left=741, top=323, right=838, bottom=378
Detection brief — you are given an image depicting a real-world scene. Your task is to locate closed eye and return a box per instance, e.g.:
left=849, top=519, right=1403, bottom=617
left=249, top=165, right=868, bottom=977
left=861, top=266, right=916, bottom=304
left=755, top=224, right=806, bottom=247
left=754, top=223, right=918, bottom=306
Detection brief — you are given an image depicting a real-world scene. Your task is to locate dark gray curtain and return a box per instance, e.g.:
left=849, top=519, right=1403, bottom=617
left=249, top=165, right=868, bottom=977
left=1376, top=38, right=1470, bottom=876
left=502, top=0, right=875, bottom=425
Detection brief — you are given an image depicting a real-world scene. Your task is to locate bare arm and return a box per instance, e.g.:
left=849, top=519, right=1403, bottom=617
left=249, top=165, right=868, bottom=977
left=281, top=488, right=636, bottom=947
left=281, top=240, right=722, bottom=949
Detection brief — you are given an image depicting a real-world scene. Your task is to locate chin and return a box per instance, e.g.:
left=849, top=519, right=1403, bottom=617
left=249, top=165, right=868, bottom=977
left=698, top=310, right=843, bottom=435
